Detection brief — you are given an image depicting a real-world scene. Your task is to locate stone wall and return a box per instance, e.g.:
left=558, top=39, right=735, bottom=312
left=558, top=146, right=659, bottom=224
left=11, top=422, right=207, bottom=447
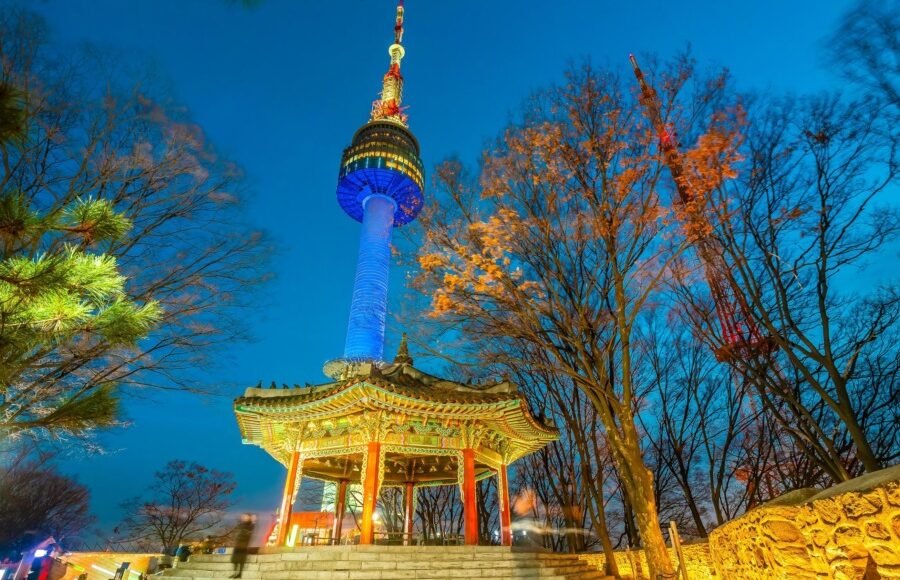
left=577, top=465, right=900, bottom=579
left=578, top=542, right=715, bottom=579
left=708, top=465, right=900, bottom=579
left=58, top=552, right=161, bottom=580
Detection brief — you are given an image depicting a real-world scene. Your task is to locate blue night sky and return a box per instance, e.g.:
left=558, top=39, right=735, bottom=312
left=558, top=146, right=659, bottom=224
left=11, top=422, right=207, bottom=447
left=26, top=0, right=853, bottom=534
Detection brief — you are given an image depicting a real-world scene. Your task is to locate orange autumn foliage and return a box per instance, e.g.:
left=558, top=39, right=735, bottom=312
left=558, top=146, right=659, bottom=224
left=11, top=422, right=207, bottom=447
left=411, top=62, right=746, bottom=580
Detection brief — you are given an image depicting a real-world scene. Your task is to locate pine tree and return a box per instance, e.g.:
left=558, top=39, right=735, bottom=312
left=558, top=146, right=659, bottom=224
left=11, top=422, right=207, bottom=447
left=0, top=83, right=160, bottom=438
left=0, top=6, right=268, bottom=440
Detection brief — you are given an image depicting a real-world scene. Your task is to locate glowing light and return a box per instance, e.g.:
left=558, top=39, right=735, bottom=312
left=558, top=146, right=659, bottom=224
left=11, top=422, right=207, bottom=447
left=287, top=524, right=299, bottom=548
left=370, top=1, right=408, bottom=125
left=33, top=550, right=48, bottom=558
left=334, top=0, right=425, bottom=367
left=92, top=565, right=115, bottom=577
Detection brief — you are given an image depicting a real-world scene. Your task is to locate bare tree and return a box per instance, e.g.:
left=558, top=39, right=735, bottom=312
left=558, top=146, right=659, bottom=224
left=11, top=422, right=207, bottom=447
left=377, top=487, right=405, bottom=537
left=0, top=451, right=93, bottom=556
left=503, top=350, right=618, bottom=572
left=634, top=313, right=798, bottom=534
left=637, top=319, right=713, bottom=538
left=676, top=93, right=899, bottom=478
left=415, top=485, right=464, bottom=544
left=828, top=0, right=899, bottom=108
left=116, top=460, right=236, bottom=553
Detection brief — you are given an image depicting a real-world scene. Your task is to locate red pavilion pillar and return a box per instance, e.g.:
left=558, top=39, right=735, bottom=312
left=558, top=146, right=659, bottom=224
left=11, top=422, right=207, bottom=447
left=498, top=464, right=512, bottom=546
left=462, top=448, right=479, bottom=545
left=360, top=441, right=381, bottom=545
left=276, top=450, right=301, bottom=546
left=404, top=481, right=415, bottom=545
left=332, top=479, right=349, bottom=544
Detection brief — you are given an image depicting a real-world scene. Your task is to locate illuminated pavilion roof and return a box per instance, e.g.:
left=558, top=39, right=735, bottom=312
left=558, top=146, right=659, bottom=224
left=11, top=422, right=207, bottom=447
left=234, top=345, right=558, bottom=487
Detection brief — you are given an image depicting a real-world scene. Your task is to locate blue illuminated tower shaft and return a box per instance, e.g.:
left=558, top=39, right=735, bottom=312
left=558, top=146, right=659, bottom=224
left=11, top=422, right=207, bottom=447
left=344, top=195, right=395, bottom=361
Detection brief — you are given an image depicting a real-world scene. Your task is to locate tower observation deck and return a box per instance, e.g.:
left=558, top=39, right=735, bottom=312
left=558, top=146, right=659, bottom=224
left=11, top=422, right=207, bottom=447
left=328, top=0, right=424, bottom=373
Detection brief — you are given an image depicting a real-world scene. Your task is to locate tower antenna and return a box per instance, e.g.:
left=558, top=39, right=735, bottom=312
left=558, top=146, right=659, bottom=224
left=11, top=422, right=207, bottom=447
left=371, top=0, right=409, bottom=124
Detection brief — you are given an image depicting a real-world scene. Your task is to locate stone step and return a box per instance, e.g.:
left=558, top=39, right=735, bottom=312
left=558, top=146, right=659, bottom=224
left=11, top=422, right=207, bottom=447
left=183, top=553, right=589, bottom=565
left=166, top=563, right=596, bottom=576
left=165, top=576, right=603, bottom=580
left=160, top=569, right=612, bottom=580
left=187, top=547, right=579, bottom=561
left=174, top=560, right=583, bottom=571
left=173, top=560, right=583, bottom=571
left=168, top=564, right=596, bottom=576
left=160, top=548, right=610, bottom=580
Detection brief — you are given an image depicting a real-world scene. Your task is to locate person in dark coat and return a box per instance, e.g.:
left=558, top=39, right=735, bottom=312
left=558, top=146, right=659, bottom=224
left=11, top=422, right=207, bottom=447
left=230, top=514, right=256, bottom=578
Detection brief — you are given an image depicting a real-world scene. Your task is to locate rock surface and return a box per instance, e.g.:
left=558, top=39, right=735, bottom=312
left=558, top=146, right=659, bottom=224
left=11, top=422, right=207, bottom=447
left=574, top=465, right=900, bottom=579
left=708, top=464, right=900, bottom=579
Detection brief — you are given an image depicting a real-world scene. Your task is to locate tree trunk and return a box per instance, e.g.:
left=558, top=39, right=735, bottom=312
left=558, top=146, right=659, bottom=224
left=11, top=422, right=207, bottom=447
left=620, top=482, right=640, bottom=549
left=562, top=504, right=584, bottom=552
left=582, top=464, right=620, bottom=578
left=594, top=502, right=620, bottom=578
left=673, top=455, right=707, bottom=537
left=620, top=446, right=676, bottom=579
left=835, top=387, right=882, bottom=473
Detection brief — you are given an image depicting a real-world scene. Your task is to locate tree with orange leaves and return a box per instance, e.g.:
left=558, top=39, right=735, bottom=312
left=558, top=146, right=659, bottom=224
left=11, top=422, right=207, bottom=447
left=412, top=60, right=740, bottom=578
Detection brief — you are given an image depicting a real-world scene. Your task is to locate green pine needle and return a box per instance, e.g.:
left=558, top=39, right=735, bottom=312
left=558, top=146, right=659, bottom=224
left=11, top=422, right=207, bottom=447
left=0, top=192, right=40, bottom=247
left=0, top=81, right=26, bottom=144
left=34, top=386, right=121, bottom=433
left=63, top=197, right=132, bottom=243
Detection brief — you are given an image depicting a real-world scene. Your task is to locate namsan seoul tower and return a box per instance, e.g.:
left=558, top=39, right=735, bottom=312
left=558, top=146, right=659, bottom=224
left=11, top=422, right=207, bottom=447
left=325, top=0, right=424, bottom=377
left=234, top=1, right=558, bottom=552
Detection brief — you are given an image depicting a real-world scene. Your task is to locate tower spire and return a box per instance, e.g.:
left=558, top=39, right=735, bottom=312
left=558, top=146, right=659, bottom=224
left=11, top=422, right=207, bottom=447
left=371, top=1, right=408, bottom=125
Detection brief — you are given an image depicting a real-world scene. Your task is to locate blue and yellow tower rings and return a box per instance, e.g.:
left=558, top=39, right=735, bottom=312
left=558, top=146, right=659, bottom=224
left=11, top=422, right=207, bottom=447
left=336, top=121, right=424, bottom=226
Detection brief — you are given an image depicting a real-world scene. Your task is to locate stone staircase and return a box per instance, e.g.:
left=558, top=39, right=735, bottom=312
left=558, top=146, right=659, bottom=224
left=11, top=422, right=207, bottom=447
left=161, top=545, right=611, bottom=580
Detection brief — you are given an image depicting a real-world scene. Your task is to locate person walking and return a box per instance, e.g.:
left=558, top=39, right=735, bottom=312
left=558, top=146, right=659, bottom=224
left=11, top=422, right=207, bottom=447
left=230, top=514, right=256, bottom=579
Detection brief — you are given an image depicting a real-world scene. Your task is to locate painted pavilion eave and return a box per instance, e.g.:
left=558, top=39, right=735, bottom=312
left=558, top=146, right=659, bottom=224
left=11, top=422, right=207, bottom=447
left=236, top=379, right=556, bottom=441
left=235, top=375, right=558, bottom=472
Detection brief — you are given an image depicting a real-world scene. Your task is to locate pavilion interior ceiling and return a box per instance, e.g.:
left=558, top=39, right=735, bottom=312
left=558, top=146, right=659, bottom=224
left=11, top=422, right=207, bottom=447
left=300, top=451, right=493, bottom=486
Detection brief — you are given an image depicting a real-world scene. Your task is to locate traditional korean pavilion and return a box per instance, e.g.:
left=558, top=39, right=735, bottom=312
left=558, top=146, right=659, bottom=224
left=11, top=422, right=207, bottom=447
left=233, top=0, right=557, bottom=547
left=235, top=340, right=558, bottom=546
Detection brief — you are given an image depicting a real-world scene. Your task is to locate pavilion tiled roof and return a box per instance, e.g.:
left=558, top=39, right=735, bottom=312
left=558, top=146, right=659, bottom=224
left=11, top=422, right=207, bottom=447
left=234, top=360, right=558, bottom=467
left=236, top=363, right=524, bottom=407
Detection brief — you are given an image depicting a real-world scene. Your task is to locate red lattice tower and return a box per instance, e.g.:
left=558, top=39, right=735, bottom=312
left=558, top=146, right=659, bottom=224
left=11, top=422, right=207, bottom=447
left=629, top=55, right=772, bottom=362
